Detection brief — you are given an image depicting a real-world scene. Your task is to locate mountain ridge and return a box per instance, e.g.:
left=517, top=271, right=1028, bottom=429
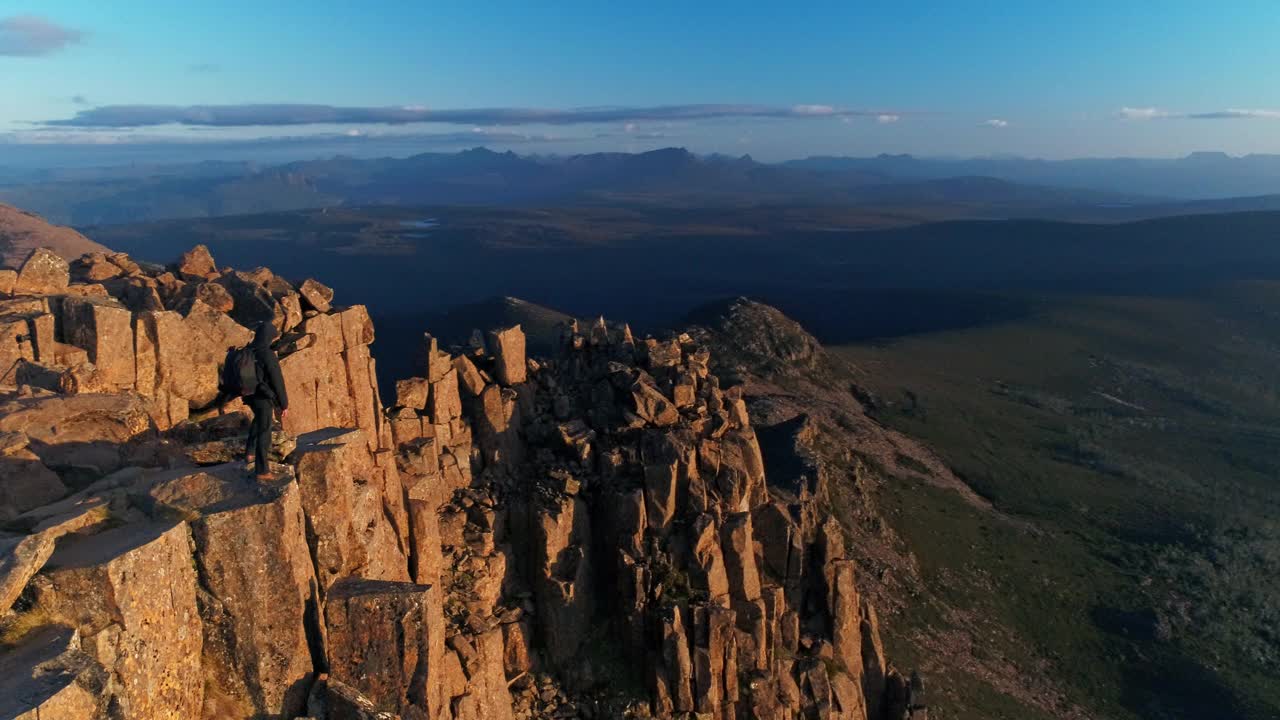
left=0, top=203, right=109, bottom=269
left=0, top=147, right=1174, bottom=227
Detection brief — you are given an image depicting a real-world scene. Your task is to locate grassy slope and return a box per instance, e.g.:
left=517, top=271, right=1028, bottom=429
left=836, top=286, right=1280, bottom=719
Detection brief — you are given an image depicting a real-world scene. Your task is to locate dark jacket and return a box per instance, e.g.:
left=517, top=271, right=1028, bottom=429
left=251, top=322, right=289, bottom=411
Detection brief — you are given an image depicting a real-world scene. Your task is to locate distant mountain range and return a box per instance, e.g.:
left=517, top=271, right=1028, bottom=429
left=6, top=147, right=1280, bottom=226
left=784, top=151, right=1280, bottom=199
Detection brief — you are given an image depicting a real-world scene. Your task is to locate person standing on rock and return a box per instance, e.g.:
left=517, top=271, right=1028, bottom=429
left=240, top=321, right=289, bottom=480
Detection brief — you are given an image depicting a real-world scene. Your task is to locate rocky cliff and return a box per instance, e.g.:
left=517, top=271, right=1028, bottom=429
left=0, top=244, right=928, bottom=720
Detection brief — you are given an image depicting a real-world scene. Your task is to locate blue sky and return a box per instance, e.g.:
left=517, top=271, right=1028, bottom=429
left=4, top=1, right=1280, bottom=163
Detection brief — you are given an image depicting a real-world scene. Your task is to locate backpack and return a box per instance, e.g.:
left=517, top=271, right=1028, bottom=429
left=226, top=346, right=261, bottom=397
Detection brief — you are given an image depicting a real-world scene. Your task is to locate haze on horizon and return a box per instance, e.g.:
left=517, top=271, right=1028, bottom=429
left=4, top=1, right=1280, bottom=165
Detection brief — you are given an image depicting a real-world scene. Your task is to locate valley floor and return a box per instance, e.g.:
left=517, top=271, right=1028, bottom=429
left=837, top=286, right=1280, bottom=719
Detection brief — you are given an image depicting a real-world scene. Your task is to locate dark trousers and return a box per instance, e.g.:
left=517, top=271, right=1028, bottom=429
left=246, top=397, right=275, bottom=473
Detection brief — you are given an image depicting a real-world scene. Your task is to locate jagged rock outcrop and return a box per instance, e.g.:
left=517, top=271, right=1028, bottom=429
left=401, top=315, right=927, bottom=719
left=0, top=245, right=927, bottom=720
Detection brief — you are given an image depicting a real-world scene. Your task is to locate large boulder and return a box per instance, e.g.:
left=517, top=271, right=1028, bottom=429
left=60, top=296, right=135, bottom=388
left=453, top=355, right=486, bottom=397
left=299, top=278, right=334, bottom=313
left=631, top=380, right=679, bottom=427
left=12, top=248, right=69, bottom=296
left=338, top=305, right=375, bottom=348
left=428, top=368, right=462, bottom=422
left=641, top=431, right=695, bottom=533
left=0, top=448, right=66, bottom=521
left=396, top=377, right=429, bottom=410
left=447, top=628, right=513, bottom=720
left=751, top=501, right=802, bottom=585
left=145, top=468, right=320, bottom=719
left=279, top=314, right=364, bottom=437
left=292, top=429, right=410, bottom=595
left=70, top=252, right=123, bottom=283
left=177, top=281, right=236, bottom=315
left=315, top=676, right=401, bottom=720
left=0, top=392, right=152, bottom=479
left=110, top=276, right=165, bottom=313
left=31, top=521, right=204, bottom=718
left=0, top=533, right=56, bottom=620
left=216, top=271, right=284, bottom=329
left=0, top=499, right=112, bottom=615
left=0, top=625, right=107, bottom=719
left=175, top=245, right=218, bottom=280
left=136, top=302, right=252, bottom=408
left=324, top=578, right=447, bottom=720
left=279, top=292, right=304, bottom=331
left=0, top=314, right=37, bottom=384
left=486, top=325, right=526, bottom=386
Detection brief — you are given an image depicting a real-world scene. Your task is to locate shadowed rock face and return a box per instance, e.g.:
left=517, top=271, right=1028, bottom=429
left=0, top=624, right=107, bottom=719
left=0, top=243, right=928, bottom=720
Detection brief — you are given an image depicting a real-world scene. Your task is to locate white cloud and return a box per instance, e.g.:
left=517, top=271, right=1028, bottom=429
left=0, top=15, right=83, bottom=57
left=876, top=114, right=901, bottom=124
left=1120, top=106, right=1280, bottom=121
left=1190, top=108, right=1280, bottom=119
left=47, top=103, right=914, bottom=128
left=982, top=118, right=1009, bottom=128
left=791, top=104, right=836, bottom=115
left=0, top=130, right=136, bottom=145
left=1119, top=107, right=1171, bottom=120
left=0, top=128, right=570, bottom=147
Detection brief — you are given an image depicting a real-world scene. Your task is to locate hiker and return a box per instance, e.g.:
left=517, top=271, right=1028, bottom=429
left=221, top=322, right=289, bottom=479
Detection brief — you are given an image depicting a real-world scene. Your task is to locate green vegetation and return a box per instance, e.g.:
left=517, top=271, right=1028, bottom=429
left=837, top=284, right=1280, bottom=719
